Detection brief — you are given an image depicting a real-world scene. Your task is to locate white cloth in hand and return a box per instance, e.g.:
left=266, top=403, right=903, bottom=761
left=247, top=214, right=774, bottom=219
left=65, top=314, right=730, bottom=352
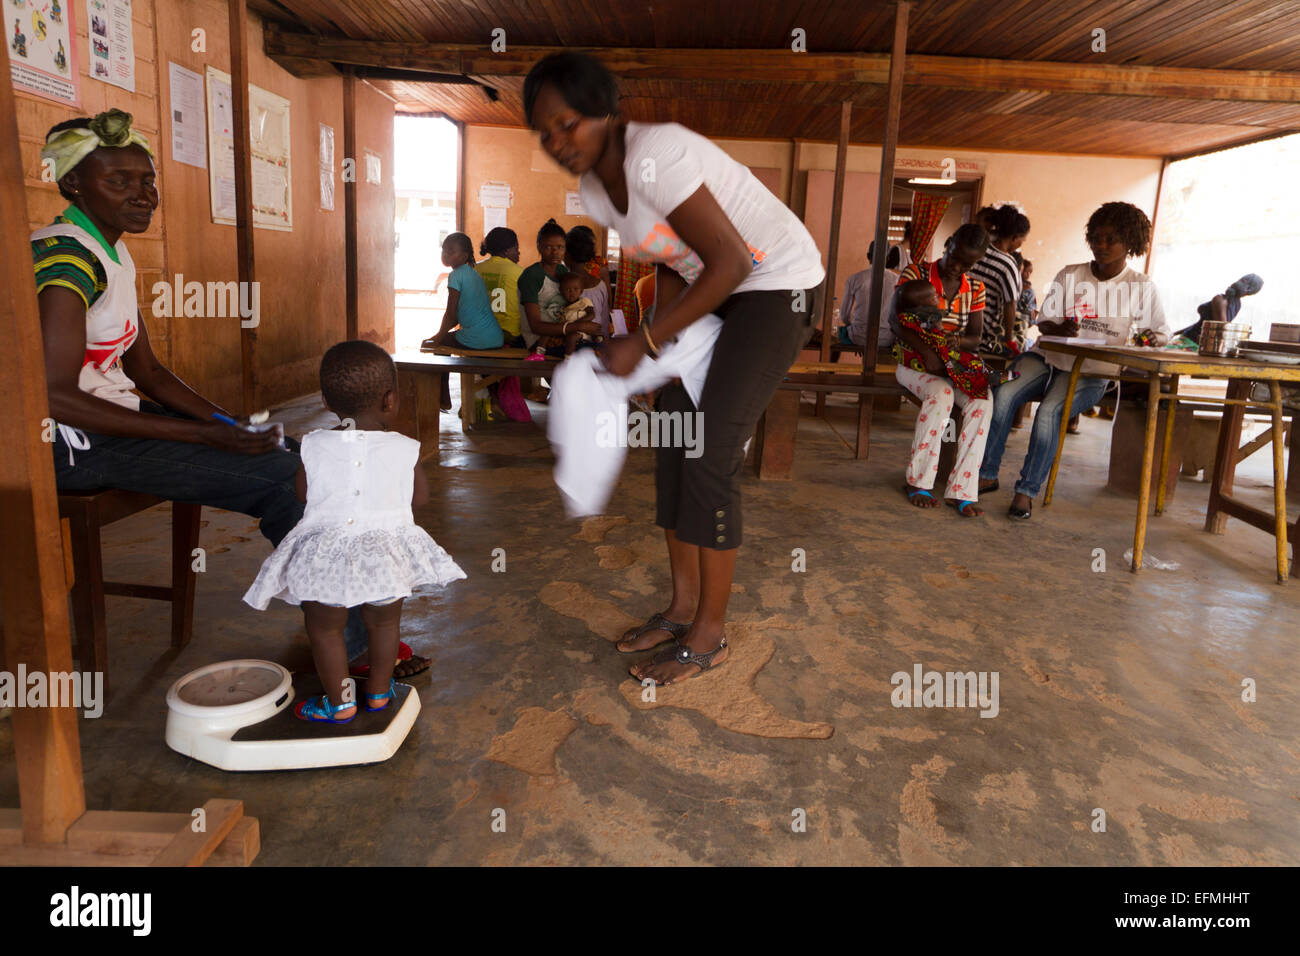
left=548, top=316, right=723, bottom=517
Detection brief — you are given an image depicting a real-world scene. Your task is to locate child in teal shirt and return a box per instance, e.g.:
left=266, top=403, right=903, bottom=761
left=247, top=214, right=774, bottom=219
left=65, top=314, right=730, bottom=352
left=421, top=232, right=504, bottom=352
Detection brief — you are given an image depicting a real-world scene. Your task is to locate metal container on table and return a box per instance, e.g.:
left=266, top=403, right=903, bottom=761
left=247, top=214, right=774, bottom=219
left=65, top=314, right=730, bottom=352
left=1198, top=321, right=1251, bottom=357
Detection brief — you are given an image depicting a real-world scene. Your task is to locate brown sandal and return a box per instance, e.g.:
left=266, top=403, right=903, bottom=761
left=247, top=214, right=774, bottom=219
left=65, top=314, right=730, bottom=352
left=617, top=612, right=691, bottom=654
left=637, top=637, right=729, bottom=686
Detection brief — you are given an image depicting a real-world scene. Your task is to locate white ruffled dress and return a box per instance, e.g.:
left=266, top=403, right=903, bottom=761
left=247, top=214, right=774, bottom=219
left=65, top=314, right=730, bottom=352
left=243, top=429, right=465, bottom=609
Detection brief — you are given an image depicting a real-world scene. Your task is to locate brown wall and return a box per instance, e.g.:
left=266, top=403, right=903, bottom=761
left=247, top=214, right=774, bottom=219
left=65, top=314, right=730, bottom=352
left=462, top=126, right=604, bottom=266
left=15, top=0, right=395, bottom=411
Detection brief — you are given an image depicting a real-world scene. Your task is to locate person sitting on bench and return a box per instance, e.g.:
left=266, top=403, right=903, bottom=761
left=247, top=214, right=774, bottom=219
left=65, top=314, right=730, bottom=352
left=421, top=231, right=504, bottom=410
left=33, top=109, right=429, bottom=678
left=891, top=279, right=994, bottom=518
left=839, top=241, right=900, bottom=351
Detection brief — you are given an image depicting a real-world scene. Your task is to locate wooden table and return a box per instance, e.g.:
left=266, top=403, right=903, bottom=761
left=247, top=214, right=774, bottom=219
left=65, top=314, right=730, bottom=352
left=392, top=349, right=558, bottom=460
left=1038, top=342, right=1300, bottom=583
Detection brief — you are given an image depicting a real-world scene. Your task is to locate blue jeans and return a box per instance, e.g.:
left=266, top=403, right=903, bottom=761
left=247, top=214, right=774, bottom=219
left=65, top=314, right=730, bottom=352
left=54, top=402, right=369, bottom=660
left=979, top=353, right=1108, bottom=499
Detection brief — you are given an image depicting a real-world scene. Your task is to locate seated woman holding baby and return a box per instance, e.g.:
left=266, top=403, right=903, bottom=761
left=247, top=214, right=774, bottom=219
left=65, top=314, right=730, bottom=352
left=889, top=224, right=994, bottom=517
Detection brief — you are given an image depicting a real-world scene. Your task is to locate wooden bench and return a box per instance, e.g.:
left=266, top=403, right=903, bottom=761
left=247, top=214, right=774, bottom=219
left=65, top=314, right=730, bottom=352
left=753, top=359, right=905, bottom=479
left=393, top=349, right=558, bottom=461
left=58, top=490, right=201, bottom=693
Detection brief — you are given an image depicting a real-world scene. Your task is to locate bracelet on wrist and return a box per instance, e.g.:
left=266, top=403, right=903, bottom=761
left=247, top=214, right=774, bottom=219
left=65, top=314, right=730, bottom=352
left=641, top=322, right=660, bottom=357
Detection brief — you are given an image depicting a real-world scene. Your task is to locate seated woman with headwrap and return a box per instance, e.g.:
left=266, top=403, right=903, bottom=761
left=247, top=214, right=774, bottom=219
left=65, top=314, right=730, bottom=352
left=32, top=109, right=427, bottom=677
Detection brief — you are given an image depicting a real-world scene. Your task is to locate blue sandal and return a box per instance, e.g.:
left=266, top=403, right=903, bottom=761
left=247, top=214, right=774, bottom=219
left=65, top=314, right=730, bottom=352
left=294, top=693, right=357, bottom=724
left=947, top=499, right=983, bottom=517
left=365, top=679, right=396, bottom=712
left=905, top=486, right=937, bottom=506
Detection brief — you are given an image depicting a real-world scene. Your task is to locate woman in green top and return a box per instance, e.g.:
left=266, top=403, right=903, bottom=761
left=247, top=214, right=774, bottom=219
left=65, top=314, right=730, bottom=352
left=518, top=218, right=602, bottom=356
left=475, top=227, right=525, bottom=346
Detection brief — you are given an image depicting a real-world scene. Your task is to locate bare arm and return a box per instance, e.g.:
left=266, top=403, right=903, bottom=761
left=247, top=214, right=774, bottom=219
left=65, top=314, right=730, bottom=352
left=955, top=307, right=983, bottom=353
left=1000, top=301, right=1016, bottom=345
left=411, top=462, right=429, bottom=507
left=39, top=286, right=277, bottom=453
left=643, top=185, right=751, bottom=341
left=603, top=185, right=751, bottom=375
left=430, top=289, right=461, bottom=345
left=122, top=309, right=233, bottom=421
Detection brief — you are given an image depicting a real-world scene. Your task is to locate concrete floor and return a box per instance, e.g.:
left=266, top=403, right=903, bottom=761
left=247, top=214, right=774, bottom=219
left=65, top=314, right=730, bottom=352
left=2, top=383, right=1297, bottom=866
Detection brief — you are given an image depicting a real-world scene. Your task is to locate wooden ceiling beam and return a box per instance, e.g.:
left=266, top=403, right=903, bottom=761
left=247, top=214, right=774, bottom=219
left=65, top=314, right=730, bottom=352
left=263, top=25, right=1300, bottom=103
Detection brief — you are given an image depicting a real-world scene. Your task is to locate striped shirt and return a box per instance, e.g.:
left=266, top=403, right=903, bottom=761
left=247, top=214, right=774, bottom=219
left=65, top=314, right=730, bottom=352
left=31, top=209, right=112, bottom=309
left=968, top=246, right=1022, bottom=351
left=897, top=260, right=986, bottom=335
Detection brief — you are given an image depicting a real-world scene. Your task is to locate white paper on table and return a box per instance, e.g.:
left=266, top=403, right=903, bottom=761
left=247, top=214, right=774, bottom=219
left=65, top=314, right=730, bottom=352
left=1037, top=335, right=1108, bottom=346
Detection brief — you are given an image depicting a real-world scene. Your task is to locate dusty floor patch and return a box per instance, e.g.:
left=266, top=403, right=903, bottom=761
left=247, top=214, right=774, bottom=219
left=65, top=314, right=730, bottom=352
left=538, top=580, right=641, bottom=642
left=618, top=624, right=834, bottom=740
left=574, top=515, right=630, bottom=543
left=485, top=707, right=579, bottom=776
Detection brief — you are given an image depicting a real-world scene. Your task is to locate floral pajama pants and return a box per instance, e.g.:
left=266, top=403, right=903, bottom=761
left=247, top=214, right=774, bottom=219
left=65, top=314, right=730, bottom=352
left=895, top=365, right=993, bottom=501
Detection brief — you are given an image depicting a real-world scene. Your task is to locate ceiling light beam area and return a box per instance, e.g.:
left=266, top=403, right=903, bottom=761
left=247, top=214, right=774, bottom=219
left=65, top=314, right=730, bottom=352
left=263, top=27, right=1300, bottom=104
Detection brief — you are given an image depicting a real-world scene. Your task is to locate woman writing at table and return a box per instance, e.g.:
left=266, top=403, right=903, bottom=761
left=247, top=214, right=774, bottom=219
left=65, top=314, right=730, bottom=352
left=525, top=52, right=824, bottom=686
left=978, top=202, right=1172, bottom=520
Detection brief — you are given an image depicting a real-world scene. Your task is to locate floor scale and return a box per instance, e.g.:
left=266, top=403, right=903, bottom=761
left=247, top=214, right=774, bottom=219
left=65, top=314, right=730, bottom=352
left=165, top=660, right=419, bottom=771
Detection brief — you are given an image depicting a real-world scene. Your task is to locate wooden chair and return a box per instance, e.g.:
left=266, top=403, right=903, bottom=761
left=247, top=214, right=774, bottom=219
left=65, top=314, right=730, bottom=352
left=58, top=489, right=201, bottom=691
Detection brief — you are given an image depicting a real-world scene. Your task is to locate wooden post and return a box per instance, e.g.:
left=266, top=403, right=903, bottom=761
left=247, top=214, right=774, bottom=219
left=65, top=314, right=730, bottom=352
left=858, top=0, right=910, bottom=459
left=816, top=100, right=851, bottom=416
left=456, top=120, right=467, bottom=230
left=343, top=69, right=359, bottom=340
left=1144, top=156, right=1169, bottom=275
left=0, top=39, right=87, bottom=844
left=228, top=0, right=257, bottom=413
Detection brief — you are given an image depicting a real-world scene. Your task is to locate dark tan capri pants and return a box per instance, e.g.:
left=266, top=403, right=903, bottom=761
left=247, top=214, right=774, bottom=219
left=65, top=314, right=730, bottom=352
left=654, top=286, right=819, bottom=550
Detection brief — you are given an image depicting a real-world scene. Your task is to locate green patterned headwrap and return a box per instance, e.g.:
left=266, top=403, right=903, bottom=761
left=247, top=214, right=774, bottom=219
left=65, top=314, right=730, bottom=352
left=41, top=108, right=155, bottom=183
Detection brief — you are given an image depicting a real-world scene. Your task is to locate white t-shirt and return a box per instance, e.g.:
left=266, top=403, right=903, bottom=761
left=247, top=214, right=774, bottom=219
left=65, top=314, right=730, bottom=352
left=579, top=122, right=825, bottom=294
left=1034, top=262, right=1171, bottom=376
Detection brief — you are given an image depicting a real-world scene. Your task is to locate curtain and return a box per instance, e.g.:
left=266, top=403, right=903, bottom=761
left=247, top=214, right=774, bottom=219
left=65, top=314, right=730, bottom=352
left=614, top=256, right=655, bottom=332
left=910, top=193, right=952, bottom=264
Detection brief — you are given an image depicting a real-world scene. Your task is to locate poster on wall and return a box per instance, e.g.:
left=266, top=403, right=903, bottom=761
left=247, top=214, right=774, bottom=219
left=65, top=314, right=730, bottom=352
left=565, top=190, right=584, bottom=216
left=319, top=123, right=334, bottom=211
left=84, top=0, right=133, bottom=92
left=7, top=0, right=79, bottom=105
left=205, top=66, right=236, bottom=223
left=167, top=62, right=205, bottom=168
left=249, top=84, right=292, bottom=230
left=205, top=67, right=292, bottom=230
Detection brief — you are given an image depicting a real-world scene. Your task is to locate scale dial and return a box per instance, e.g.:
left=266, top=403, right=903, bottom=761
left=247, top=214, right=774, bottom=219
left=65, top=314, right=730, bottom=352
left=177, top=663, right=285, bottom=706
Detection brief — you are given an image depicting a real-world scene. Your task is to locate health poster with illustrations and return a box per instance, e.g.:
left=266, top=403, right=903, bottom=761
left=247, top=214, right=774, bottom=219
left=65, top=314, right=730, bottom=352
left=205, top=66, right=292, bottom=230
left=85, top=0, right=134, bottom=92
left=7, top=0, right=79, bottom=104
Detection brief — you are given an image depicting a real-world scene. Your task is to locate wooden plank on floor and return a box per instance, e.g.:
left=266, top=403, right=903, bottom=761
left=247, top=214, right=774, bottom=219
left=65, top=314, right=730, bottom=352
left=150, top=799, right=244, bottom=867
left=1, top=810, right=258, bottom=865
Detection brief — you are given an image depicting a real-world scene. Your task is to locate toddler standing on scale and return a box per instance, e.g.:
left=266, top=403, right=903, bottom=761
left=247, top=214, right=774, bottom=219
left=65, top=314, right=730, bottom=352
left=244, top=341, right=465, bottom=722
